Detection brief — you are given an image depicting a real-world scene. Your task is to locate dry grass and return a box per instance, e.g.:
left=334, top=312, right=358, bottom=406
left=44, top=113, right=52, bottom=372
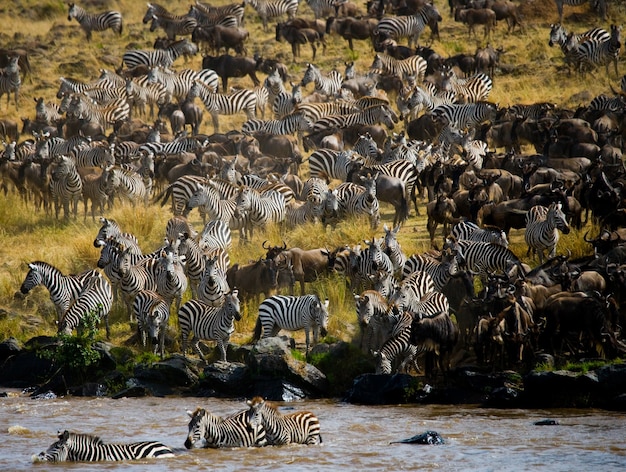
left=0, top=0, right=622, bottom=349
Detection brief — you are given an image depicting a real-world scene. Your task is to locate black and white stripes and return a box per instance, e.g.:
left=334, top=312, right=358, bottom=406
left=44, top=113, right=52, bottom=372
left=67, top=3, right=123, bottom=41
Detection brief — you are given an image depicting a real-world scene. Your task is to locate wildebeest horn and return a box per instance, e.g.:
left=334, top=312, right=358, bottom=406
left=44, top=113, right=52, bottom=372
left=262, top=240, right=269, bottom=249
left=282, top=240, right=287, bottom=250
left=583, top=231, right=595, bottom=243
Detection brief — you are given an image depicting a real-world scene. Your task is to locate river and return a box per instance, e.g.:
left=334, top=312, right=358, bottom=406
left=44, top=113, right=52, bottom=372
left=2, top=391, right=626, bottom=471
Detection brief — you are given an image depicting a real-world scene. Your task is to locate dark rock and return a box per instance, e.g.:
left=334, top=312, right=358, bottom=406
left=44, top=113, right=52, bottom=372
left=68, top=382, right=107, bottom=397
left=0, top=337, right=21, bottom=363
left=484, top=386, right=521, bottom=408
left=111, top=384, right=149, bottom=399
left=534, top=419, right=559, bottom=425
left=344, top=373, right=421, bottom=405
left=198, top=361, right=251, bottom=397
left=250, top=378, right=308, bottom=401
left=0, top=350, right=56, bottom=388
left=134, top=354, right=199, bottom=389
left=523, top=370, right=601, bottom=408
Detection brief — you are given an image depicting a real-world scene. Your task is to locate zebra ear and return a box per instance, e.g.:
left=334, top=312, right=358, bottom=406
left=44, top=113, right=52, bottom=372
left=28, top=263, right=37, bottom=270
left=186, top=410, right=194, bottom=418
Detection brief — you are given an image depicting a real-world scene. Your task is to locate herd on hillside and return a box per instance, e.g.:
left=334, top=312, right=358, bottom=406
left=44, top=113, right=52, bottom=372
left=4, top=0, right=626, bottom=384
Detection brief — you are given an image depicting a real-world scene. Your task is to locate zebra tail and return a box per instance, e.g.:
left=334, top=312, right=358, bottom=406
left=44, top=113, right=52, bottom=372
left=252, top=315, right=262, bottom=341
left=398, top=193, right=409, bottom=224
left=153, top=184, right=173, bottom=207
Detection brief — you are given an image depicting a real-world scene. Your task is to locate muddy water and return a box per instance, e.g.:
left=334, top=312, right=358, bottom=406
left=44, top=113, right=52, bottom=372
left=2, top=392, right=626, bottom=471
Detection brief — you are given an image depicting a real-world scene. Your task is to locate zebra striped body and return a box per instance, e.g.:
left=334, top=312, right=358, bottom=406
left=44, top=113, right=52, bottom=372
left=383, top=224, right=407, bottom=274
left=186, top=182, right=247, bottom=239
left=285, top=199, right=323, bottom=227
left=35, top=431, right=174, bottom=462
left=50, top=155, right=82, bottom=220
left=373, top=320, right=420, bottom=374
left=179, top=290, right=242, bottom=361
left=0, top=56, right=21, bottom=110
left=66, top=94, right=130, bottom=130
left=149, top=12, right=198, bottom=40
left=93, top=217, right=141, bottom=254
left=20, top=261, right=99, bottom=322
left=191, top=2, right=245, bottom=27
left=199, top=219, right=233, bottom=251
left=406, top=85, right=457, bottom=115
left=349, top=238, right=394, bottom=292
left=254, top=294, right=329, bottom=352
left=185, top=408, right=267, bottom=448
left=309, top=149, right=358, bottom=182
left=572, top=24, right=621, bottom=77
left=451, top=220, right=509, bottom=247
left=198, top=255, right=230, bottom=306
left=370, top=53, right=427, bottom=81
left=242, top=111, right=312, bottom=136
left=58, top=273, right=113, bottom=339
left=122, top=39, right=198, bottom=69
left=189, top=81, right=256, bottom=133
left=336, top=174, right=381, bottom=229
left=73, top=144, right=115, bottom=168
left=81, top=169, right=109, bottom=221
left=244, top=0, right=299, bottom=30
left=34, top=97, right=64, bottom=125
left=67, top=3, right=123, bottom=41
left=313, top=104, right=397, bottom=132
left=133, top=290, right=169, bottom=358
left=554, top=0, right=607, bottom=22
left=375, top=3, right=442, bottom=47
left=296, top=101, right=360, bottom=124
left=388, top=270, right=435, bottom=313
left=235, top=187, right=286, bottom=237
left=116, top=243, right=159, bottom=320
left=431, top=101, right=498, bottom=129
left=354, top=289, right=394, bottom=352
left=272, top=82, right=302, bottom=118
left=441, top=71, right=493, bottom=103
left=245, top=397, right=322, bottom=445
left=300, top=63, right=343, bottom=97
left=524, top=203, right=570, bottom=264
left=147, top=67, right=218, bottom=102
left=155, top=247, right=188, bottom=312
left=102, top=165, right=148, bottom=206
left=446, top=239, right=525, bottom=279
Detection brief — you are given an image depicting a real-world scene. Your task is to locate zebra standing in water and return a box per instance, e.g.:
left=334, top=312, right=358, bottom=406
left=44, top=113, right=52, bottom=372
left=19, top=262, right=99, bottom=323
left=133, top=290, right=169, bottom=359
left=245, top=397, right=322, bottom=445
left=58, top=274, right=113, bottom=339
left=0, top=55, right=21, bottom=110
left=179, top=290, right=242, bottom=362
left=243, top=0, right=299, bottom=31
left=67, top=3, right=123, bottom=41
left=35, top=430, right=174, bottom=462
left=49, top=155, right=82, bottom=220
left=185, top=407, right=267, bottom=448
left=524, top=203, right=570, bottom=264
left=375, top=2, right=442, bottom=47
left=254, top=294, right=329, bottom=353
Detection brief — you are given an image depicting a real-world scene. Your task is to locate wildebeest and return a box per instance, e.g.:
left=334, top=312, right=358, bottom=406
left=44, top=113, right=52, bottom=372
left=326, top=16, right=378, bottom=51
left=276, top=21, right=326, bottom=61
left=225, top=258, right=279, bottom=302
left=263, top=242, right=331, bottom=295
left=201, top=54, right=261, bottom=92
left=454, top=7, right=497, bottom=39
left=192, top=25, right=249, bottom=56
left=409, top=311, right=459, bottom=377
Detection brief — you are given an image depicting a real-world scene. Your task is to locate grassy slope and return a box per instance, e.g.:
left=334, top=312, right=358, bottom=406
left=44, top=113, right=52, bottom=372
left=0, top=0, right=624, bottom=348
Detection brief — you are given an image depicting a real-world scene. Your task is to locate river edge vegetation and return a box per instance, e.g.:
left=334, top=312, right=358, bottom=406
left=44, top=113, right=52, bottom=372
left=2, top=0, right=626, bottom=395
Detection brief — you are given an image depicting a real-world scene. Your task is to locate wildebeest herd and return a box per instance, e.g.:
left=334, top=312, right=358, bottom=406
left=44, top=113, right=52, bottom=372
left=4, top=0, right=626, bottom=401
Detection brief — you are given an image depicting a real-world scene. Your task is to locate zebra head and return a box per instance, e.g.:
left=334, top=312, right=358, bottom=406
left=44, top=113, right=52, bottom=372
left=548, top=23, right=567, bottom=47
left=355, top=293, right=375, bottom=328
left=313, top=295, right=329, bottom=337
left=143, top=3, right=159, bottom=24
left=20, top=262, right=43, bottom=294
left=300, top=63, right=319, bottom=87
left=244, top=396, right=265, bottom=430
left=67, top=3, right=78, bottom=22
left=372, top=349, right=392, bottom=374
left=185, top=408, right=209, bottom=449
left=548, top=202, right=570, bottom=234
left=224, top=289, right=242, bottom=321
left=34, top=430, right=73, bottom=462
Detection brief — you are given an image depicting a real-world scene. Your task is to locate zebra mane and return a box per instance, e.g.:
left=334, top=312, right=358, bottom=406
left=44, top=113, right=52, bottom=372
left=61, top=431, right=105, bottom=445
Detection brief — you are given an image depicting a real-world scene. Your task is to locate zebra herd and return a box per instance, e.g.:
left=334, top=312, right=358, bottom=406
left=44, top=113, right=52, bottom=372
left=34, top=397, right=321, bottom=462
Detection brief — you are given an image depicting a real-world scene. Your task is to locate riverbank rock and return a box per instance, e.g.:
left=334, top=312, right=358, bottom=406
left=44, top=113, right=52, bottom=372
left=344, top=373, right=422, bottom=404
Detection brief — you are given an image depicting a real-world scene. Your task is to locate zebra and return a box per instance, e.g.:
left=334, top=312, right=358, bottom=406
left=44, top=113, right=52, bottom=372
left=190, top=2, right=245, bottom=27
left=188, top=81, right=256, bottom=133
left=185, top=181, right=248, bottom=240
left=67, top=3, right=123, bottom=41
left=309, top=149, right=359, bottom=182
left=185, top=407, right=267, bottom=449
left=35, top=430, right=174, bottom=462
left=133, top=289, right=169, bottom=358
left=199, top=219, right=233, bottom=251
left=451, top=220, right=509, bottom=247
left=147, top=67, right=218, bottom=102
left=148, top=12, right=198, bottom=40
left=34, top=96, right=65, bottom=125
left=198, top=255, right=230, bottom=306
left=122, top=39, right=198, bottom=69
left=272, top=82, right=302, bottom=118
left=305, top=0, right=336, bottom=19
left=155, top=245, right=188, bottom=313
left=49, top=155, right=83, bottom=220
left=243, top=0, right=299, bottom=31
left=296, top=101, right=360, bottom=124
left=589, top=93, right=626, bottom=111
left=0, top=56, right=21, bottom=110
left=431, top=101, right=498, bottom=130
left=58, top=273, right=113, bottom=339
left=372, top=317, right=421, bottom=375
left=524, top=203, right=570, bottom=264
left=337, top=173, right=381, bottom=229
left=284, top=199, right=324, bottom=227
left=66, top=94, right=130, bottom=130
left=179, top=290, right=242, bottom=362
left=93, top=217, right=141, bottom=254
left=405, top=85, right=457, bottom=117
left=354, top=289, right=395, bottom=352
left=445, top=238, right=525, bottom=281
left=388, top=270, right=435, bottom=313
left=401, top=251, right=461, bottom=292
left=19, top=261, right=99, bottom=323
left=234, top=187, right=286, bottom=238
left=382, top=224, right=407, bottom=274
left=176, top=232, right=216, bottom=298
left=115, top=242, right=159, bottom=320
left=81, top=170, right=110, bottom=221
left=440, top=71, right=493, bottom=103
left=370, top=53, right=427, bottom=82
left=300, top=63, right=343, bottom=97
left=34, top=134, right=89, bottom=161
left=571, top=24, right=621, bottom=78
left=73, top=143, right=115, bottom=169
left=312, top=105, right=398, bottom=132
left=374, top=3, right=442, bottom=48
left=242, top=111, right=312, bottom=136
left=554, top=0, right=607, bottom=23
left=245, top=396, right=322, bottom=445
left=349, top=238, right=394, bottom=292
left=253, top=294, right=329, bottom=353
left=102, top=165, right=148, bottom=206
